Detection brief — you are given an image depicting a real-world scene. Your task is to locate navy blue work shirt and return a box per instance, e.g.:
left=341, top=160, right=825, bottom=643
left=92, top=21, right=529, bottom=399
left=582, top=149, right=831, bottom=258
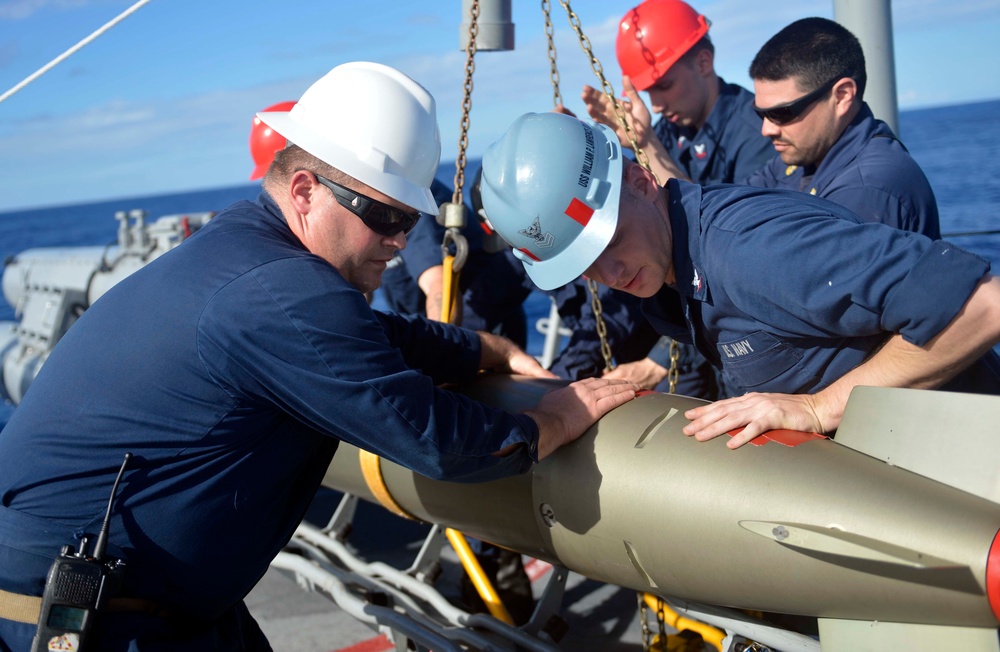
left=745, top=103, right=940, bottom=238
left=653, top=78, right=774, bottom=187
left=0, top=192, right=538, bottom=650
left=647, top=79, right=774, bottom=394
left=545, top=280, right=657, bottom=381
left=642, top=179, right=1000, bottom=397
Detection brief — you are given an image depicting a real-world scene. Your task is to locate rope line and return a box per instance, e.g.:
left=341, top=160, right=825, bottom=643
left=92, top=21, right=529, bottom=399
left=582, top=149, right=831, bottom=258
left=0, top=0, right=154, bottom=105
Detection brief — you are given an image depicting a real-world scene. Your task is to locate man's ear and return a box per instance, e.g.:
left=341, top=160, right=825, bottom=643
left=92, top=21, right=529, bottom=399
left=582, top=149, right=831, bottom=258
left=289, top=170, right=319, bottom=215
left=694, top=48, right=714, bottom=77
left=624, top=162, right=660, bottom=200
left=832, top=77, right=858, bottom=117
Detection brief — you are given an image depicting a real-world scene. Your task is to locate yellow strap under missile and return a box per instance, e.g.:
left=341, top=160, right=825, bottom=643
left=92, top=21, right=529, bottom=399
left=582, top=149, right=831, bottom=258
left=643, top=593, right=725, bottom=651
left=357, top=451, right=515, bottom=625
left=358, top=449, right=416, bottom=520
left=445, top=528, right=515, bottom=625
left=441, top=253, right=460, bottom=324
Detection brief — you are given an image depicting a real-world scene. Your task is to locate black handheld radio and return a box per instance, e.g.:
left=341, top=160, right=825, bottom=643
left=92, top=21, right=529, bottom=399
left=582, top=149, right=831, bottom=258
left=32, top=453, right=131, bottom=652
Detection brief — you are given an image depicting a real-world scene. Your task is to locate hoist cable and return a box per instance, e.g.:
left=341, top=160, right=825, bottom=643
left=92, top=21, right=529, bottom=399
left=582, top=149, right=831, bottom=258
left=0, top=0, right=154, bottom=105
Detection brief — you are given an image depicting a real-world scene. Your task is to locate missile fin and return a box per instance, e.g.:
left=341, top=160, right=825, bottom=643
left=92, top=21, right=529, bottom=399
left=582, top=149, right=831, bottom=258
left=738, top=520, right=963, bottom=569
left=817, top=619, right=1000, bottom=652
left=634, top=408, right=679, bottom=449
left=624, top=539, right=658, bottom=589
left=837, top=387, right=1000, bottom=503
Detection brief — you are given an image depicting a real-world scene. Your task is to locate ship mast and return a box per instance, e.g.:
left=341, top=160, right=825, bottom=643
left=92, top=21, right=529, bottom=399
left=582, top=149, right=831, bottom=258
left=833, top=0, right=900, bottom=135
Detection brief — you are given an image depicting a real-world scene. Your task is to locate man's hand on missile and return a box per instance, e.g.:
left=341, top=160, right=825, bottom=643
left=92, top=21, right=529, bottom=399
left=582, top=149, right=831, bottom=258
left=526, top=378, right=638, bottom=460
left=478, top=331, right=558, bottom=379
left=506, top=349, right=559, bottom=379
left=602, top=356, right=668, bottom=390
left=682, top=392, right=825, bottom=449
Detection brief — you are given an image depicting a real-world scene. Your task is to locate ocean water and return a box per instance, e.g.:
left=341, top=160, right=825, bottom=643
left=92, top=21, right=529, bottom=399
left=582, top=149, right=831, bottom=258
left=2, top=98, right=999, bottom=428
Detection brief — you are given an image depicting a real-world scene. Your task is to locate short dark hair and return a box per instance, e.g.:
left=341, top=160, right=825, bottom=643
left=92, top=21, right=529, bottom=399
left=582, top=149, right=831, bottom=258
left=677, top=35, right=714, bottom=66
left=749, top=17, right=866, bottom=100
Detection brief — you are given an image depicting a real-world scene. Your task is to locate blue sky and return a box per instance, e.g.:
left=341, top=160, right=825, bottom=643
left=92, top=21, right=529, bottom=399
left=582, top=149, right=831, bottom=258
left=1, top=0, right=998, bottom=212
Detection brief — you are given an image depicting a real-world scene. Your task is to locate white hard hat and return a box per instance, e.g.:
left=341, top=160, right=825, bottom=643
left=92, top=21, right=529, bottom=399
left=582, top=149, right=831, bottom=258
left=257, top=62, right=442, bottom=215
left=480, top=112, right=622, bottom=290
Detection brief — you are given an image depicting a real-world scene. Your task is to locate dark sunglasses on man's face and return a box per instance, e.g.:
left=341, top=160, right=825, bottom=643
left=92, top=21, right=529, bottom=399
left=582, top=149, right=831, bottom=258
left=313, top=173, right=420, bottom=237
left=753, top=77, right=840, bottom=126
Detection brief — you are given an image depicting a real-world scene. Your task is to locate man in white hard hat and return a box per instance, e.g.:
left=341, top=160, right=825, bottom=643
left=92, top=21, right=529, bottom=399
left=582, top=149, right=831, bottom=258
left=479, top=111, right=1000, bottom=448
left=0, top=64, right=636, bottom=651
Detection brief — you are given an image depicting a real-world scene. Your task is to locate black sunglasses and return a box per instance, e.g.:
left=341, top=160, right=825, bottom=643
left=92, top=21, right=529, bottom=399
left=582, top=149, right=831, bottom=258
left=313, top=173, right=420, bottom=237
left=753, top=77, right=840, bottom=126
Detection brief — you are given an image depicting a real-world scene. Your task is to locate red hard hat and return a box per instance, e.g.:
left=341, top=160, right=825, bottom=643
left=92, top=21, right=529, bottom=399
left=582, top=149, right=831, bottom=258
left=248, top=101, right=296, bottom=180
left=616, top=0, right=710, bottom=91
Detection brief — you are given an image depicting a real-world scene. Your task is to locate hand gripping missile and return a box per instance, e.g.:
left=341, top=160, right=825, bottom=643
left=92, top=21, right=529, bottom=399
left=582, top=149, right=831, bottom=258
left=322, top=375, right=1000, bottom=628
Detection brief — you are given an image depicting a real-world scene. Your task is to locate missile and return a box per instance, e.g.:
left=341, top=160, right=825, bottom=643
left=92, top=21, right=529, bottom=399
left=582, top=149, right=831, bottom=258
left=321, top=375, right=1000, bottom=629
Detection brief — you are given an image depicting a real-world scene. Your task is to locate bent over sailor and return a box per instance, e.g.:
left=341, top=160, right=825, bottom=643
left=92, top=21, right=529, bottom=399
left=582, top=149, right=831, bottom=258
left=480, top=111, right=1000, bottom=449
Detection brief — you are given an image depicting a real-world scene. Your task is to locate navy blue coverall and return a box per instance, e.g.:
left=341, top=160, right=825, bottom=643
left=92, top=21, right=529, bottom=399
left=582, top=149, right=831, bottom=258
left=653, top=78, right=774, bottom=187
left=745, top=103, right=940, bottom=239
left=647, top=78, right=774, bottom=398
left=644, top=179, right=1000, bottom=397
left=0, top=192, right=539, bottom=651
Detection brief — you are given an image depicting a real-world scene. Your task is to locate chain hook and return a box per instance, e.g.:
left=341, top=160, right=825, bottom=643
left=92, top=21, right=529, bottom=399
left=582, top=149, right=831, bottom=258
left=442, top=227, right=469, bottom=274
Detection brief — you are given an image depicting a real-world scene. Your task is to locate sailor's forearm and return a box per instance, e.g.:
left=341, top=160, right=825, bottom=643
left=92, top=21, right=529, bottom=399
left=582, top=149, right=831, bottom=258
left=812, top=275, right=1000, bottom=430
left=644, top=137, right=690, bottom=185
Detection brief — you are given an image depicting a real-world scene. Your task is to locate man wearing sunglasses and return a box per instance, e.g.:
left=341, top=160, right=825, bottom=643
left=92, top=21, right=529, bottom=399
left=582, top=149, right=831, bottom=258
left=0, top=63, right=637, bottom=651
left=745, top=17, right=940, bottom=239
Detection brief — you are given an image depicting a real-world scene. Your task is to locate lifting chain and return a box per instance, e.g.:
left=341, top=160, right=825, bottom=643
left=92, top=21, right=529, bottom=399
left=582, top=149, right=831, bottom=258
left=557, top=0, right=656, bottom=177
left=587, top=278, right=613, bottom=373
left=667, top=338, right=680, bottom=394
left=453, top=0, right=478, bottom=208
left=441, top=2, right=517, bottom=630
left=544, top=0, right=615, bottom=372
left=555, top=1, right=685, bottom=644
left=637, top=593, right=669, bottom=651
left=541, top=0, right=562, bottom=108
left=440, top=0, right=480, bottom=324
left=555, top=0, right=681, bottom=391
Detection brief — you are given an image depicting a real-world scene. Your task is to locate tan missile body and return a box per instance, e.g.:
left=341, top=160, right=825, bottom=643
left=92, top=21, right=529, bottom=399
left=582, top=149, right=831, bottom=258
left=322, top=376, right=1000, bottom=628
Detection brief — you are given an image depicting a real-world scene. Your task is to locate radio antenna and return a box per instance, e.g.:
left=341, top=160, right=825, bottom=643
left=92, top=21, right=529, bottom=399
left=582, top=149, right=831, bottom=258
left=93, top=452, right=131, bottom=561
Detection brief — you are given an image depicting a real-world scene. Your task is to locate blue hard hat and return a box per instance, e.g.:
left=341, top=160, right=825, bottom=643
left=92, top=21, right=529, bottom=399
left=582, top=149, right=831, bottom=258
left=480, top=112, right=622, bottom=290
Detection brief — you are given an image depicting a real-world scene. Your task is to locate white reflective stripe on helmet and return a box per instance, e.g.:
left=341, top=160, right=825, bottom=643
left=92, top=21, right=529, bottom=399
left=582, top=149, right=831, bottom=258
left=480, top=112, right=622, bottom=290
left=258, top=62, right=441, bottom=216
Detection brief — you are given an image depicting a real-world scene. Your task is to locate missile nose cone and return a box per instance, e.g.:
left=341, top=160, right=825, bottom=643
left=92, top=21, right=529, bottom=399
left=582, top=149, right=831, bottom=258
left=988, top=528, right=1000, bottom=622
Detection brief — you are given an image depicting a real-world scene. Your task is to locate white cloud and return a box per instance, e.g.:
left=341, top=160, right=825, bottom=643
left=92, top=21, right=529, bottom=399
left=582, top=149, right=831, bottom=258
left=0, top=0, right=93, bottom=21
left=0, top=0, right=50, bottom=20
